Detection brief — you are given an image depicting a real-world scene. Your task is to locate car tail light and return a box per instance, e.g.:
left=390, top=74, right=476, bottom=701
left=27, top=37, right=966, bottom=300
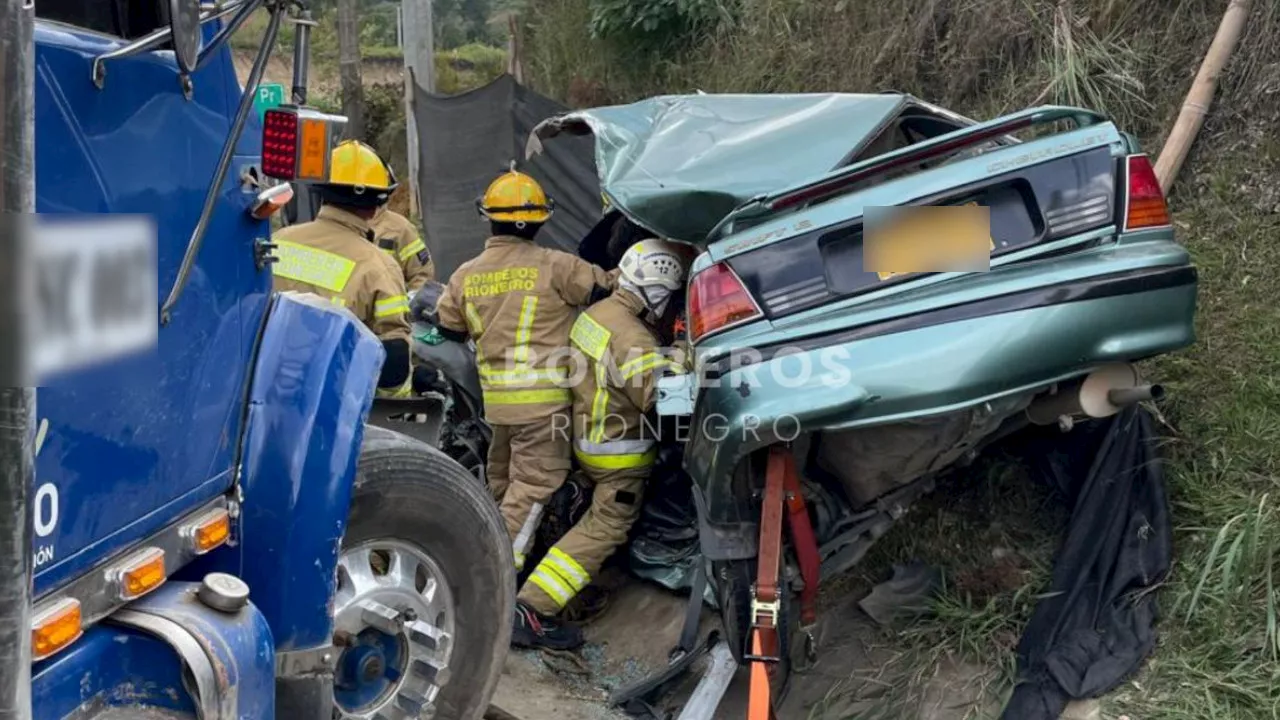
left=261, top=106, right=347, bottom=182
left=1123, top=154, right=1170, bottom=231
left=688, top=262, right=762, bottom=343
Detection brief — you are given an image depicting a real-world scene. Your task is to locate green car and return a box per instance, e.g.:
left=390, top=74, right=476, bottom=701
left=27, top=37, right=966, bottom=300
left=533, top=93, right=1196, bottom=674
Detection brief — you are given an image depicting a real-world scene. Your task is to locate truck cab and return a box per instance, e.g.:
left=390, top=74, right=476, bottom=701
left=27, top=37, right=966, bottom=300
left=24, top=1, right=513, bottom=718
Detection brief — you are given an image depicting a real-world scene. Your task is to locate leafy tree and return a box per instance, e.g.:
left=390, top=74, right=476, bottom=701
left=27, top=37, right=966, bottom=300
left=586, top=0, right=736, bottom=47
left=434, top=0, right=502, bottom=49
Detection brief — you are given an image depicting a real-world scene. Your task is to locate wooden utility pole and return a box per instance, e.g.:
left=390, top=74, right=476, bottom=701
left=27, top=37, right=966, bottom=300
left=400, top=0, right=434, bottom=218
left=506, top=13, right=524, bottom=85
left=1153, top=0, right=1250, bottom=193
left=337, top=0, right=365, bottom=140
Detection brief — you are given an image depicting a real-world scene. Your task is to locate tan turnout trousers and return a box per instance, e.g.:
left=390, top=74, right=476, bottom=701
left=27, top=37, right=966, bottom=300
left=519, top=289, right=688, bottom=616
left=435, top=236, right=615, bottom=571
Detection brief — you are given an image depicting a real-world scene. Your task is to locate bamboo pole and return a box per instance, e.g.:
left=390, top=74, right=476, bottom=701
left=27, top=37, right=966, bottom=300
left=1153, top=0, right=1250, bottom=193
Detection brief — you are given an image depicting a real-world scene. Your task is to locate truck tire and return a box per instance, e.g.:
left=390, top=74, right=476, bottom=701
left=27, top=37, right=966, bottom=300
left=337, top=424, right=514, bottom=720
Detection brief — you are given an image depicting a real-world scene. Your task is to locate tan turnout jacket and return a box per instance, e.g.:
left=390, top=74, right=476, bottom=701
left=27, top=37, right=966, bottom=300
left=568, top=289, right=688, bottom=469
left=436, top=236, right=615, bottom=425
left=371, top=207, right=435, bottom=292
left=271, top=205, right=411, bottom=344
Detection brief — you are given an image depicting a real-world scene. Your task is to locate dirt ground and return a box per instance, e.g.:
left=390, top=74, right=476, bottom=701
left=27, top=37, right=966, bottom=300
left=486, top=580, right=1007, bottom=720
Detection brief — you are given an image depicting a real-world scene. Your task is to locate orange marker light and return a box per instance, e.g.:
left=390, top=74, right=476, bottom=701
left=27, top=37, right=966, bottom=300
left=188, top=507, right=232, bottom=554
left=250, top=183, right=295, bottom=221
left=296, top=118, right=329, bottom=181
left=32, top=598, right=83, bottom=661
left=116, top=547, right=167, bottom=600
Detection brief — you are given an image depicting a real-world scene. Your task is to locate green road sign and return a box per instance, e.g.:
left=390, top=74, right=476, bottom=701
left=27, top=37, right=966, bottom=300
left=254, top=83, right=286, bottom=121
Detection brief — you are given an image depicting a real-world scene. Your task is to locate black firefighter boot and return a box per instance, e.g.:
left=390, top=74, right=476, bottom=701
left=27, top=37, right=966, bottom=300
left=511, top=600, right=585, bottom=651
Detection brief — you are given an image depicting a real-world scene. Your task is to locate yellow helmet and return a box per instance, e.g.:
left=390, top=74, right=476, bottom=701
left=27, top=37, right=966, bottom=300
left=476, top=168, right=554, bottom=224
left=321, top=140, right=398, bottom=208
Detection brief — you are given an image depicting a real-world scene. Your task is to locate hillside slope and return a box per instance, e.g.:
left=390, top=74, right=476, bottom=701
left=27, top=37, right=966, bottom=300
left=230, top=51, right=405, bottom=95
left=517, top=1, right=1280, bottom=718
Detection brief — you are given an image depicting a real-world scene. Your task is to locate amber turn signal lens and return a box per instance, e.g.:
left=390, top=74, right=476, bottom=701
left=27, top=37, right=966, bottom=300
left=189, top=507, right=232, bottom=554
left=116, top=547, right=167, bottom=601
left=32, top=597, right=83, bottom=661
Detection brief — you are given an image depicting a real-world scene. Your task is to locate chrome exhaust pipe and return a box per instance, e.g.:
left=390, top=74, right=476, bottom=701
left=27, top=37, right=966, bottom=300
left=1027, top=364, right=1163, bottom=426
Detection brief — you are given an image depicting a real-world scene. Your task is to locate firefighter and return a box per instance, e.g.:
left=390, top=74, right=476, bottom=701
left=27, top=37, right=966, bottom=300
left=434, top=167, right=616, bottom=573
left=512, top=238, right=690, bottom=650
left=271, top=139, right=413, bottom=397
left=372, top=203, right=435, bottom=293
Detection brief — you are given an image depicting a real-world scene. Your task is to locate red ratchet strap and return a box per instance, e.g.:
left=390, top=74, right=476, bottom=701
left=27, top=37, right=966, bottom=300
left=783, top=455, right=820, bottom=628
left=746, top=446, right=788, bottom=720
left=746, top=446, right=823, bottom=720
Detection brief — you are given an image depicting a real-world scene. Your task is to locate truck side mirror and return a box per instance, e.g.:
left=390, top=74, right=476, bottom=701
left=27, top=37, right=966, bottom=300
left=169, top=0, right=201, bottom=74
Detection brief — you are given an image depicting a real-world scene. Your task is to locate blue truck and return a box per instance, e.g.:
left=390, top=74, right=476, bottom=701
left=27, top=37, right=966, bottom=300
left=2, top=1, right=514, bottom=718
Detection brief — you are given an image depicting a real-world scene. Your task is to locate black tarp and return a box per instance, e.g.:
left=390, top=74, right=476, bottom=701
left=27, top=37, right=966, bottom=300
left=1002, top=406, right=1173, bottom=718
left=412, top=74, right=602, bottom=281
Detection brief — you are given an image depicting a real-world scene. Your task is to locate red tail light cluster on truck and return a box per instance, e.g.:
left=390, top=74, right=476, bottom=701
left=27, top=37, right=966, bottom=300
left=688, top=262, right=762, bottom=343
left=260, top=106, right=347, bottom=182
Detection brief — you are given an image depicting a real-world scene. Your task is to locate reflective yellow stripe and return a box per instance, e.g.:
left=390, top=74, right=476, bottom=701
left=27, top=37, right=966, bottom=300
left=546, top=548, right=590, bottom=592
left=464, top=302, right=483, bottom=335
left=621, top=352, right=686, bottom=381
left=399, top=237, right=426, bottom=262
left=375, top=376, right=413, bottom=399
left=528, top=568, right=574, bottom=609
left=574, top=446, right=658, bottom=470
left=483, top=388, right=573, bottom=406
left=374, top=294, right=410, bottom=318
left=479, top=366, right=567, bottom=380
left=479, top=367, right=568, bottom=386
left=513, top=295, right=538, bottom=365
left=570, top=313, right=611, bottom=361
left=273, top=240, right=357, bottom=293
left=514, top=551, right=526, bottom=571
left=589, top=363, right=609, bottom=443
left=330, top=297, right=346, bottom=308
left=513, top=503, right=544, bottom=560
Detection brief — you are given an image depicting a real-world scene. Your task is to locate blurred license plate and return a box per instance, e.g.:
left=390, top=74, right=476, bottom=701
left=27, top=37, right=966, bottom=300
left=25, top=215, right=158, bottom=381
left=863, top=203, right=993, bottom=281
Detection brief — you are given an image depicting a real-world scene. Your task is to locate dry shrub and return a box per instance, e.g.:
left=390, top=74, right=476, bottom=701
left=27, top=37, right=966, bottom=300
left=524, top=0, right=1280, bottom=147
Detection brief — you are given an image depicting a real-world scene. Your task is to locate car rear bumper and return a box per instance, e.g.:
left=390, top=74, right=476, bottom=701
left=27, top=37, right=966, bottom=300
left=683, top=261, right=1197, bottom=560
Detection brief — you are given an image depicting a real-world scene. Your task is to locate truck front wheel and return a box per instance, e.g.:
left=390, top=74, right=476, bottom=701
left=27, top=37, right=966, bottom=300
left=334, top=425, right=514, bottom=720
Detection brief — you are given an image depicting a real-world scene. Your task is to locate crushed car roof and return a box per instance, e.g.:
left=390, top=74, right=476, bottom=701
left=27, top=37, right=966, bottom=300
left=527, top=92, right=911, bottom=244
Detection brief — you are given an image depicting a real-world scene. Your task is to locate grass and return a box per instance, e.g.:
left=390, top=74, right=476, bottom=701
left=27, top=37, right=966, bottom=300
left=513, top=0, right=1280, bottom=716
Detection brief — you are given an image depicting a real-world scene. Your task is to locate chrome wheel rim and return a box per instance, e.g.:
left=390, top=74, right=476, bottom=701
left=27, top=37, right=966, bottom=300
left=332, top=539, right=456, bottom=720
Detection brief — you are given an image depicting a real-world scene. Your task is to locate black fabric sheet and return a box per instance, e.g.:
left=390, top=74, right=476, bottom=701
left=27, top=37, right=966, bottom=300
left=1002, top=407, right=1173, bottom=719
left=412, top=74, right=602, bottom=281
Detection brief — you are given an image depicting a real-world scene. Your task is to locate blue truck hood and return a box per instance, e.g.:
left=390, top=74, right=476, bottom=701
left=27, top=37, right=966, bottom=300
left=528, top=92, right=909, bottom=245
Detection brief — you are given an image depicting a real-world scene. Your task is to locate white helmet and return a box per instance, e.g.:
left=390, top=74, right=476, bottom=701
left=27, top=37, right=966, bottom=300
left=617, top=238, right=687, bottom=316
